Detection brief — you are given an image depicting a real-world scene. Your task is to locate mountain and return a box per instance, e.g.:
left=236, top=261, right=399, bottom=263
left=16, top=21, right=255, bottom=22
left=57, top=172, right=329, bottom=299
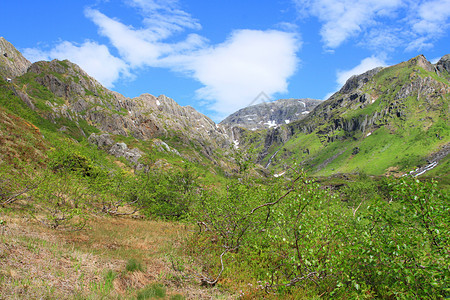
left=0, top=36, right=448, bottom=178
left=250, top=54, right=450, bottom=177
left=0, top=38, right=235, bottom=172
left=220, top=98, right=321, bottom=130
left=0, top=37, right=31, bottom=79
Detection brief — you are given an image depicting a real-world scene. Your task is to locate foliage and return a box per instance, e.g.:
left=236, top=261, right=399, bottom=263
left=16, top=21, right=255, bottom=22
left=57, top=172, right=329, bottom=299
left=126, top=258, right=145, bottom=272
left=188, top=171, right=449, bottom=298
left=31, top=170, right=89, bottom=231
left=136, top=283, right=166, bottom=299
left=90, top=270, right=117, bottom=297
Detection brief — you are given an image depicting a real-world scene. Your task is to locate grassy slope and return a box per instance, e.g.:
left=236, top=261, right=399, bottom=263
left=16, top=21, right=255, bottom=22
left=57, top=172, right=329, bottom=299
left=268, top=60, right=450, bottom=180
left=0, top=210, right=231, bottom=299
left=0, top=76, right=232, bottom=298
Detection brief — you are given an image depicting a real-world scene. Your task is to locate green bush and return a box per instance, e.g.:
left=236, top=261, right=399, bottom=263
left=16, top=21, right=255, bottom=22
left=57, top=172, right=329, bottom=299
left=126, top=258, right=145, bottom=272
left=136, top=283, right=166, bottom=299
left=188, top=172, right=450, bottom=298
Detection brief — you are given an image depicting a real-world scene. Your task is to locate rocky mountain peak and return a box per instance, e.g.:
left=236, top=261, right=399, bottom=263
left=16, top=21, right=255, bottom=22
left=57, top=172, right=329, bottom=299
left=339, top=67, right=384, bottom=95
left=0, top=37, right=31, bottom=79
left=220, top=98, right=321, bottom=130
left=436, top=54, right=450, bottom=74
left=408, top=54, right=434, bottom=72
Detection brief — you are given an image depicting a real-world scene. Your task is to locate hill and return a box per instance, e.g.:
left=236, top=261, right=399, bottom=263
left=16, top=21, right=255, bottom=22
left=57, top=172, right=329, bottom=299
left=236, top=55, right=450, bottom=179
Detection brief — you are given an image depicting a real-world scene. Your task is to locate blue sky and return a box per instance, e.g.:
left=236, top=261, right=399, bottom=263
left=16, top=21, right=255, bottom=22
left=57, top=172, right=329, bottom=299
left=1, top=0, right=449, bottom=121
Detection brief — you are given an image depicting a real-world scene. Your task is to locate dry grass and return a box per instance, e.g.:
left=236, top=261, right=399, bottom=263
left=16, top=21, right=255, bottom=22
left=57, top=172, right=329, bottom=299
left=0, top=107, right=47, bottom=166
left=0, top=212, right=233, bottom=299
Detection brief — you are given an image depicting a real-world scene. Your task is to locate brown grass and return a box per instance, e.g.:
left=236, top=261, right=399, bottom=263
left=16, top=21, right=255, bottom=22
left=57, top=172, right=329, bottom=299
left=0, top=212, right=233, bottom=299
left=0, top=107, right=47, bottom=166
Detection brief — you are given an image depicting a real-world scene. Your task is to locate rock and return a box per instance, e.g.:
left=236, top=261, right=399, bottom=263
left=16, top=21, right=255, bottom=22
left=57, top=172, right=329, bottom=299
left=436, top=54, right=450, bottom=74
left=0, top=37, right=31, bottom=80
left=24, top=59, right=234, bottom=162
left=108, top=142, right=144, bottom=166
left=88, top=133, right=115, bottom=150
left=339, top=67, right=383, bottom=94
left=220, top=98, right=321, bottom=130
left=153, top=139, right=181, bottom=156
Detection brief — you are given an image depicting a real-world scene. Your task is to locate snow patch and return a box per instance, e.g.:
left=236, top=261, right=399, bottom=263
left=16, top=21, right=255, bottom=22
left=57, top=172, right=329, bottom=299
left=366, top=132, right=372, bottom=137
left=156, top=100, right=161, bottom=106
left=302, top=111, right=310, bottom=115
left=265, top=120, right=277, bottom=128
left=285, top=120, right=290, bottom=124
left=274, top=171, right=286, bottom=178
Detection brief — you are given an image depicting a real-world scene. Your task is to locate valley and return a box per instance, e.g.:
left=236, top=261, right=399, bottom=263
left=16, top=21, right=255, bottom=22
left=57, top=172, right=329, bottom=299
left=0, top=36, right=449, bottom=299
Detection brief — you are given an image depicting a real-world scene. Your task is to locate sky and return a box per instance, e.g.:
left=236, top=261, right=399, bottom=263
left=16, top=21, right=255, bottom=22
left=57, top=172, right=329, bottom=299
left=1, top=0, right=449, bottom=121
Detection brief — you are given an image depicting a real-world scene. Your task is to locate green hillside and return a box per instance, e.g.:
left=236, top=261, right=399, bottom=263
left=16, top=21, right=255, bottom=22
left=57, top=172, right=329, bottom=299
left=256, top=55, right=449, bottom=180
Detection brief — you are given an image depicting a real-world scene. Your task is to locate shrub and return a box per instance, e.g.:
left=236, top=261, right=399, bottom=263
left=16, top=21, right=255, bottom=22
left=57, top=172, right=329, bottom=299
left=126, top=258, right=144, bottom=272
left=136, top=283, right=166, bottom=299
left=188, top=171, right=450, bottom=298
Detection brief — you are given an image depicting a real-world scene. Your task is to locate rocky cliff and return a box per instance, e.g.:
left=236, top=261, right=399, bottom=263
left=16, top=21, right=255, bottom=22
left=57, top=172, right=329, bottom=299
left=1, top=36, right=448, bottom=177
left=11, top=57, right=233, bottom=167
left=0, top=37, right=31, bottom=80
left=220, top=98, right=321, bottom=130
left=253, top=54, right=450, bottom=175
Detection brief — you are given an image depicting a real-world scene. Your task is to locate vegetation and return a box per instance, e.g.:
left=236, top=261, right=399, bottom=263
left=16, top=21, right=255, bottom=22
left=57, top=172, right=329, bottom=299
left=0, top=53, right=448, bottom=299
left=186, top=171, right=449, bottom=298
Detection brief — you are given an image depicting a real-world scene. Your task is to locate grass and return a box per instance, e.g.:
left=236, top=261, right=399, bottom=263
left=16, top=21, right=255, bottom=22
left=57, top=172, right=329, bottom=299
left=136, top=283, right=166, bottom=299
left=0, top=209, right=229, bottom=299
left=126, top=258, right=145, bottom=272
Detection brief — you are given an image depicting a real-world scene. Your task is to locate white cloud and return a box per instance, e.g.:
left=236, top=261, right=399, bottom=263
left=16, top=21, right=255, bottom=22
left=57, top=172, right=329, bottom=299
left=126, top=0, right=201, bottom=38
left=294, top=0, right=450, bottom=52
left=413, top=0, right=450, bottom=35
left=50, top=41, right=130, bottom=88
left=24, top=0, right=300, bottom=119
left=294, top=0, right=402, bottom=49
left=85, top=4, right=300, bottom=119
left=188, top=30, right=300, bottom=119
left=337, top=56, right=386, bottom=86
left=24, top=41, right=129, bottom=89
left=84, top=6, right=207, bottom=69
left=22, top=48, right=51, bottom=62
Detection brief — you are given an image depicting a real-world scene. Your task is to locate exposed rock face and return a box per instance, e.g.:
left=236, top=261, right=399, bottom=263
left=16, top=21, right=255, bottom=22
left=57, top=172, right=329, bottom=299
left=88, top=133, right=144, bottom=169
left=256, top=55, right=450, bottom=168
left=153, top=139, right=181, bottom=156
left=220, top=98, right=321, bottom=130
left=108, top=142, right=143, bottom=165
left=436, top=54, right=450, bottom=74
left=338, top=67, right=383, bottom=95
left=0, top=37, right=31, bottom=79
left=88, top=133, right=115, bottom=150
left=21, top=59, right=233, bottom=163
left=289, top=55, right=448, bottom=136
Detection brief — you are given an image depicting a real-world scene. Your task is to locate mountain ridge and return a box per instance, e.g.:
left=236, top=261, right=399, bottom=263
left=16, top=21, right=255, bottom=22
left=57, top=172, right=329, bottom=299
left=220, top=98, right=321, bottom=130
left=0, top=36, right=448, bottom=177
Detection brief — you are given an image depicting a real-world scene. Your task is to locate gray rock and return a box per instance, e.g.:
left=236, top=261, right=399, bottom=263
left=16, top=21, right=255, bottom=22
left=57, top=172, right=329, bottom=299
left=220, top=98, right=321, bottom=130
left=153, top=139, right=181, bottom=156
left=0, top=37, right=31, bottom=79
left=436, top=54, right=450, bottom=74
left=108, top=142, right=144, bottom=165
left=339, top=67, right=383, bottom=94
left=88, top=133, right=114, bottom=150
